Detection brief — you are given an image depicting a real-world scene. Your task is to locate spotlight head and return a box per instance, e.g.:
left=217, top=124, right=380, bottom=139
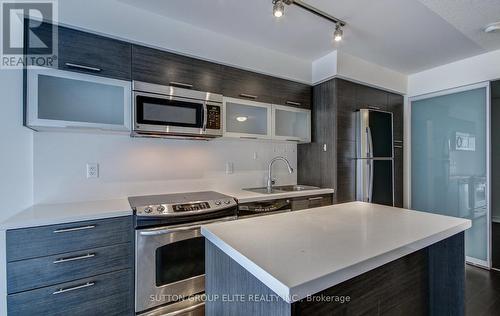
left=273, top=0, right=285, bottom=18
left=334, top=23, right=343, bottom=42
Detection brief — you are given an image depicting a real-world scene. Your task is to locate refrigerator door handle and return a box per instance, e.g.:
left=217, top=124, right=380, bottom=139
left=367, top=126, right=374, bottom=158
left=368, top=159, right=374, bottom=202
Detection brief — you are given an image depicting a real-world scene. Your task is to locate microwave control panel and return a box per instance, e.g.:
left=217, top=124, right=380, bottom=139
left=206, top=104, right=221, bottom=130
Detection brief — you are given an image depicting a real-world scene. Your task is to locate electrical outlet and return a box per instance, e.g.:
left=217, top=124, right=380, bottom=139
left=86, top=163, right=99, bottom=179
left=225, top=162, right=234, bottom=174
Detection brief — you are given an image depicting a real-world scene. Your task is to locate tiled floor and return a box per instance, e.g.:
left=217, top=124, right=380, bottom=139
left=466, top=264, right=500, bottom=315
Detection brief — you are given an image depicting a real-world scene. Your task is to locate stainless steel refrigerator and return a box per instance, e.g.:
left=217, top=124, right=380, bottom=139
left=355, top=109, right=394, bottom=206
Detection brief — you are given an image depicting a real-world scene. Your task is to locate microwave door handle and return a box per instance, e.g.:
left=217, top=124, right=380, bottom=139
left=203, top=103, right=207, bottom=131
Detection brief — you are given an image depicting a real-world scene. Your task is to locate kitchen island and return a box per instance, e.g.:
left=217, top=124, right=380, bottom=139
left=201, top=202, right=471, bottom=315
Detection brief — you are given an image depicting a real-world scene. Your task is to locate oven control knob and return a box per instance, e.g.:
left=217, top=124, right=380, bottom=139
left=215, top=200, right=222, bottom=206
left=144, top=207, right=153, bottom=213
left=224, top=200, right=231, bottom=205
left=157, top=206, right=165, bottom=213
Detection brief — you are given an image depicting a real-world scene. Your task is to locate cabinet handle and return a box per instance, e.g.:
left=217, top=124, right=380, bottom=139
left=394, top=140, right=403, bottom=143
left=53, top=253, right=96, bottom=264
left=286, top=139, right=300, bottom=142
left=308, top=196, right=324, bottom=201
left=52, top=282, right=95, bottom=295
left=240, top=136, right=258, bottom=140
left=367, top=105, right=381, bottom=110
left=53, top=225, right=96, bottom=233
left=286, top=101, right=301, bottom=106
left=65, top=63, right=101, bottom=72
left=394, top=145, right=403, bottom=148
left=170, top=81, right=193, bottom=89
left=239, top=93, right=258, bottom=100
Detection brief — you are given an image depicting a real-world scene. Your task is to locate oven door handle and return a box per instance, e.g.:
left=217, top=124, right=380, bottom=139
left=138, top=216, right=236, bottom=236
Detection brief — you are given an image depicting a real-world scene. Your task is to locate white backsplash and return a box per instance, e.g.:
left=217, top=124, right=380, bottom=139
left=33, top=132, right=297, bottom=204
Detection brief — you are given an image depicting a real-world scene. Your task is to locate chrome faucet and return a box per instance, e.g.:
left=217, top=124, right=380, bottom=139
left=267, top=156, right=294, bottom=192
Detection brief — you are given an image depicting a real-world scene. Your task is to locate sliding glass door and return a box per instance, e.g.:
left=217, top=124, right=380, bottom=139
left=411, top=83, right=490, bottom=267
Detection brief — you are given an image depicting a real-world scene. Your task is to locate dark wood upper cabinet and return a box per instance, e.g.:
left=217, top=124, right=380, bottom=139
left=221, top=66, right=276, bottom=104
left=26, top=21, right=131, bottom=80
left=388, top=93, right=404, bottom=141
left=272, top=77, right=312, bottom=109
left=355, top=84, right=389, bottom=111
left=132, top=45, right=223, bottom=94
left=222, top=66, right=311, bottom=108
left=57, top=26, right=132, bottom=80
left=27, top=21, right=311, bottom=109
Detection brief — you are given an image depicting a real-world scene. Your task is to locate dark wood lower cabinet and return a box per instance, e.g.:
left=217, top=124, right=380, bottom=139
left=291, top=194, right=333, bottom=211
left=7, top=269, right=133, bottom=316
left=205, top=232, right=465, bottom=316
left=6, top=216, right=134, bottom=316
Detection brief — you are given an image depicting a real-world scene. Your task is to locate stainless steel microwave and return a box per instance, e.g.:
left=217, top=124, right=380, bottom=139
left=132, top=81, right=223, bottom=139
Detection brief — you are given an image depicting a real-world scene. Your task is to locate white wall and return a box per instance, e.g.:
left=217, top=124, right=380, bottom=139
left=311, top=50, right=408, bottom=94
left=312, top=51, right=338, bottom=85
left=408, top=49, right=500, bottom=97
left=337, top=52, right=408, bottom=94
left=33, top=133, right=296, bottom=204
left=0, top=69, right=33, bottom=316
left=0, top=70, right=33, bottom=222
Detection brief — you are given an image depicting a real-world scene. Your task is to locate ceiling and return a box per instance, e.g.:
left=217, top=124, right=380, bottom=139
left=118, top=0, right=500, bottom=74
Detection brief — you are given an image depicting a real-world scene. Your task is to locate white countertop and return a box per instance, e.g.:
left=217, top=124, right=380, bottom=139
left=201, top=202, right=472, bottom=303
left=0, top=188, right=334, bottom=230
left=0, top=199, right=132, bottom=230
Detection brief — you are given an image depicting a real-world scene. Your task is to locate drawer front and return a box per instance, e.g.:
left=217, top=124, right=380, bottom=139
left=7, top=243, right=132, bottom=294
left=6, top=216, right=132, bottom=262
left=8, top=269, right=133, bottom=316
left=132, top=45, right=223, bottom=94
left=292, top=194, right=333, bottom=211
left=26, top=21, right=131, bottom=80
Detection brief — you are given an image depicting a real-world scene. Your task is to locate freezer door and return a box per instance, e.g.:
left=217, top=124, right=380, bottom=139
left=356, top=110, right=394, bottom=159
left=356, top=159, right=394, bottom=206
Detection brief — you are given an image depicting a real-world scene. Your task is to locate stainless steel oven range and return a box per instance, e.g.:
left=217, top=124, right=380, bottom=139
left=129, top=191, right=237, bottom=316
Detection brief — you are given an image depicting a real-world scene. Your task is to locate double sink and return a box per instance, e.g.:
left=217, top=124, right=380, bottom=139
left=244, top=185, right=320, bottom=194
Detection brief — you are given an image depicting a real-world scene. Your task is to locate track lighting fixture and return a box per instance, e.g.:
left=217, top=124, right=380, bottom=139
left=334, top=23, right=343, bottom=42
left=271, top=0, right=346, bottom=41
left=273, top=0, right=285, bottom=18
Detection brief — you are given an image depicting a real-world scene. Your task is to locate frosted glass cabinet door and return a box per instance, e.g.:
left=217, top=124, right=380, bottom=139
left=411, top=84, right=489, bottom=267
left=26, top=68, right=131, bottom=131
left=223, top=97, right=272, bottom=139
left=273, top=105, right=311, bottom=142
